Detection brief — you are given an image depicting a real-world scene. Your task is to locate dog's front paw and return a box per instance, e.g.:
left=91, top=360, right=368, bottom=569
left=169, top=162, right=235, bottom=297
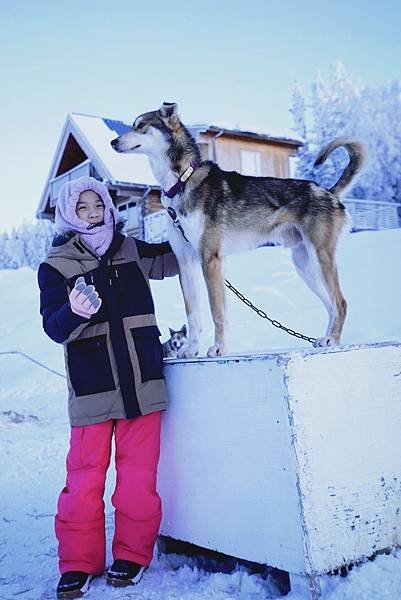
left=207, top=342, right=226, bottom=357
left=177, top=343, right=199, bottom=358
left=313, top=336, right=339, bottom=348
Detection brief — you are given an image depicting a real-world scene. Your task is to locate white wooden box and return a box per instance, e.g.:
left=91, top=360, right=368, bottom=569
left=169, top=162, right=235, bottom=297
left=158, top=342, right=401, bottom=598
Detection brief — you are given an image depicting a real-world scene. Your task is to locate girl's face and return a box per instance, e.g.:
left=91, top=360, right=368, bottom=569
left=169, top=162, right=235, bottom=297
left=76, top=190, right=105, bottom=225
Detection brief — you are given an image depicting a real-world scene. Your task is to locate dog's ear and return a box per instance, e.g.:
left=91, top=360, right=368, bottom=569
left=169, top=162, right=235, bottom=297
left=159, top=102, right=178, bottom=118
left=159, top=102, right=180, bottom=128
left=169, top=327, right=175, bottom=337
left=181, top=324, right=187, bottom=336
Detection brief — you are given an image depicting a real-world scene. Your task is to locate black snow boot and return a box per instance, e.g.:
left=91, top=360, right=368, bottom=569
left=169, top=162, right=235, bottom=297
left=56, top=571, right=93, bottom=598
left=106, top=559, right=146, bottom=587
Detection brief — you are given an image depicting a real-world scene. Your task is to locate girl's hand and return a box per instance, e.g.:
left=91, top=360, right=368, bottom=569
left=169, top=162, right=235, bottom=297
left=69, top=276, right=102, bottom=319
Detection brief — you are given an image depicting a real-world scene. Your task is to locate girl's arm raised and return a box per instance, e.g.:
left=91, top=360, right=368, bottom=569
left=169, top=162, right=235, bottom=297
left=135, top=239, right=179, bottom=280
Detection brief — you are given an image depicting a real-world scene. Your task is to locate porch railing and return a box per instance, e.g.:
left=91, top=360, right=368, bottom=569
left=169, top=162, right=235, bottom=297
left=142, top=199, right=401, bottom=244
left=343, top=198, right=401, bottom=231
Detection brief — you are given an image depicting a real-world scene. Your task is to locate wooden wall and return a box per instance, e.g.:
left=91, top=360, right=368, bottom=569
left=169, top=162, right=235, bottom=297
left=199, top=132, right=297, bottom=178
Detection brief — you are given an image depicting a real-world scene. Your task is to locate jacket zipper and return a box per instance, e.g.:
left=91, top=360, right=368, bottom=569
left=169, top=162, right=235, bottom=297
left=76, top=238, right=118, bottom=287
left=75, top=240, right=114, bottom=285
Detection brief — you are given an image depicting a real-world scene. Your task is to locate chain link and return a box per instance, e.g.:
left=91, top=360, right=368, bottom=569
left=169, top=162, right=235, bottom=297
left=224, top=279, right=317, bottom=345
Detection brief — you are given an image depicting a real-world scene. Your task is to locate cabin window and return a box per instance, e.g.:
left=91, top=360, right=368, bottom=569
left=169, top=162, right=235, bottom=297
left=198, top=142, right=210, bottom=161
left=289, top=155, right=298, bottom=178
left=144, top=210, right=168, bottom=243
left=118, top=201, right=139, bottom=230
left=240, top=150, right=261, bottom=176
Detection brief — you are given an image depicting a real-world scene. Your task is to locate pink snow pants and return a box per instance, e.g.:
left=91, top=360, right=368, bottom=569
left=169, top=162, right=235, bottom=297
left=55, top=411, right=162, bottom=575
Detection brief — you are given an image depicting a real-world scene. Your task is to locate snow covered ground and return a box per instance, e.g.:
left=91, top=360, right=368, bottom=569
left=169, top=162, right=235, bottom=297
left=1, top=229, right=401, bottom=599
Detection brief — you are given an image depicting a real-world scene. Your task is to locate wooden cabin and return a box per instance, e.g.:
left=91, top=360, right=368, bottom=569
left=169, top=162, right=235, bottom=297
left=37, top=113, right=302, bottom=241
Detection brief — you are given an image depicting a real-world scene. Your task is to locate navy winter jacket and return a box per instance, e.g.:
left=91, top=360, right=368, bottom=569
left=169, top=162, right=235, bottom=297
left=38, top=231, right=179, bottom=425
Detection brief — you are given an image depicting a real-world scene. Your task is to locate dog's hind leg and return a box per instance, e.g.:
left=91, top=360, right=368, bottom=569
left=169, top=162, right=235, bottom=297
left=312, top=245, right=347, bottom=346
left=292, top=238, right=347, bottom=347
left=291, top=242, right=333, bottom=315
left=200, top=241, right=227, bottom=357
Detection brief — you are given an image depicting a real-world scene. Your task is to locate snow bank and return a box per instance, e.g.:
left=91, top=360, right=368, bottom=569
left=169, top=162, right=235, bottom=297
left=0, top=228, right=400, bottom=598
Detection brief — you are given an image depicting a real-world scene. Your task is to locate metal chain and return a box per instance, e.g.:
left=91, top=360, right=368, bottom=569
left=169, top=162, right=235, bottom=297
left=224, top=279, right=317, bottom=345
left=167, top=211, right=316, bottom=344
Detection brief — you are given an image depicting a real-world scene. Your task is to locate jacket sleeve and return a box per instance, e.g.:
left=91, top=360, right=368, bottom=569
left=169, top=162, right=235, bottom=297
left=37, top=262, right=89, bottom=343
left=135, top=239, right=179, bottom=280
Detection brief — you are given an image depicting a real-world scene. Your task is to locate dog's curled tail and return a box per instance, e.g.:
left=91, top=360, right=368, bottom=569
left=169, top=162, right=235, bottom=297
left=314, top=137, right=365, bottom=197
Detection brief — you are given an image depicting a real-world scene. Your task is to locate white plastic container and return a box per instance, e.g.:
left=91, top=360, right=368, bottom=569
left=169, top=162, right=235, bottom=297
left=158, top=342, right=401, bottom=598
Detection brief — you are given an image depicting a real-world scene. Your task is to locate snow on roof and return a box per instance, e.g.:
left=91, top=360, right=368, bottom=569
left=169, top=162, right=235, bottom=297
left=70, top=113, right=302, bottom=189
left=37, top=113, right=301, bottom=218
left=70, top=113, right=159, bottom=187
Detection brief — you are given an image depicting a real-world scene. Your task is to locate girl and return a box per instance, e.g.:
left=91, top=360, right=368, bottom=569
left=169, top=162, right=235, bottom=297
left=37, top=176, right=179, bottom=598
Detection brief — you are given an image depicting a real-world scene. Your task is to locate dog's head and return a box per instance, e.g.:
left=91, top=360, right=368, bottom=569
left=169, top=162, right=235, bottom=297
left=168, top=324, right=188, bottom=351
left=111, top=102, right=182, bottom=156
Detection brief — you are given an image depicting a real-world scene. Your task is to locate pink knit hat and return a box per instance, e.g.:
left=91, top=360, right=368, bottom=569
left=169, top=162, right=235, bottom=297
left=55, top=176, right=122, bottom=255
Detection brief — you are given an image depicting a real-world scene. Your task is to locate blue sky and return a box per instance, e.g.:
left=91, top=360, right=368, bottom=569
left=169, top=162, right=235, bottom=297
left=1, top=0, right=400, bottom=231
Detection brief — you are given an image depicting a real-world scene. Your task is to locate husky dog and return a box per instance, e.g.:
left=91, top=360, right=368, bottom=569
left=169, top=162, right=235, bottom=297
left=111, top=102, right=364, bottom=357
left=162, top=325, right=188, bottom=358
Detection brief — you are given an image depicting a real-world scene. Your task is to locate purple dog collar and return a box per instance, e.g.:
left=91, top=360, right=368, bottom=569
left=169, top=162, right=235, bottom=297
left=163, top=161, right=197, bottom=199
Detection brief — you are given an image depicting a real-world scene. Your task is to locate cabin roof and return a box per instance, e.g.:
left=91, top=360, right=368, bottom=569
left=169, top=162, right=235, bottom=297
left=68, top=112, right=159, bottom=186
left=69, top=113, right=302, bottom=176
left=37, top=112, right=302, bottom=218
left=190, top=122, right=302, bottom=147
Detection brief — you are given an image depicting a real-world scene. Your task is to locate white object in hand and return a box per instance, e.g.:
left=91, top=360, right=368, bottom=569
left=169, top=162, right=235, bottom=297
left=69, top=276, right=102, bottom=318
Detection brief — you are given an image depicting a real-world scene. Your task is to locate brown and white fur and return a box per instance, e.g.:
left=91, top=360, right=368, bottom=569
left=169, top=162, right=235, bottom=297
left=111, top=102, right=364, bottom=357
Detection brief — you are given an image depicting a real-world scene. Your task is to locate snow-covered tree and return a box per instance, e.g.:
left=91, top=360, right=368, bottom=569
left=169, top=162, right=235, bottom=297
left=23, top=219, right=55, bottom=268
left=0, top=219, right=54, bottom=270
left=0, top=232, right=11, bottom=269
left=290, top=82, right=314, bottom=181
left=292, top=62, right=401, bottom=203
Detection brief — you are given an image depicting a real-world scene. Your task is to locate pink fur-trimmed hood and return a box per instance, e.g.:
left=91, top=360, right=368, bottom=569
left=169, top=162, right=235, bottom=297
left=55, top=176, right=120, bottom=234
left=54, top=176, right=122, bottom=256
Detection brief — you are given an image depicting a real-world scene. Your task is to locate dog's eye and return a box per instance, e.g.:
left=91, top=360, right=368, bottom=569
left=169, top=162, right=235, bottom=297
left=136, top=122, right=146, bottom=131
